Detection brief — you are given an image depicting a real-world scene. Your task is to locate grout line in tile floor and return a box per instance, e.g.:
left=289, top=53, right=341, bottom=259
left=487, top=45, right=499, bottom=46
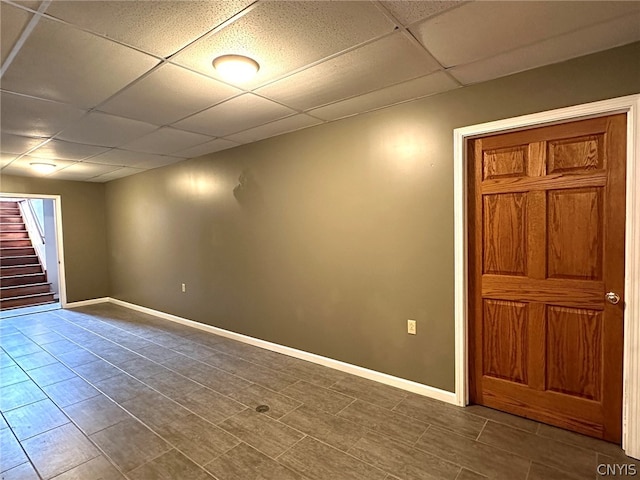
left=272, top=433, right=309, bottom=461
left=524, top=460, right=533, bottom=480
left=332, top=396, right=358, bottom=415
left=475, top=418, right=488, bottom=441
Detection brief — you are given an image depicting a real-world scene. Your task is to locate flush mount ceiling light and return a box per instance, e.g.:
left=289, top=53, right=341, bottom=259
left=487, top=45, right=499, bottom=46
left=212, top=54, right=259, bottom=83
left=29, top=162, right=56, bottom=174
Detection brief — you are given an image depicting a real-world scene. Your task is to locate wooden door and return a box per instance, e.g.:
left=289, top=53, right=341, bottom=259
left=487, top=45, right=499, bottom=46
left=468, top=114, right=626, bottom=442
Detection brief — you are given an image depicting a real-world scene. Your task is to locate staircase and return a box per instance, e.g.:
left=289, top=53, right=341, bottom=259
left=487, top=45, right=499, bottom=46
left=0, top=201, right=56, bottom=310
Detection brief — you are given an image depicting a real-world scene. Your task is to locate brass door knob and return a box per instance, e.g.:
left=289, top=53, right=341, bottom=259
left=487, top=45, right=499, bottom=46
left=605, top=292, right=621, bottom=305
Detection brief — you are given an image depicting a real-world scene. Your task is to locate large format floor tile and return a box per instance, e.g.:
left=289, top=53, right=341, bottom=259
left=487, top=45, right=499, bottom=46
left=0, top=303, right=635, bottom=479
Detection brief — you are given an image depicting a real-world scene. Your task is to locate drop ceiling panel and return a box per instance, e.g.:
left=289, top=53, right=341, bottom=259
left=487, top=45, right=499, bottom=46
left=87, top=167, right=146, bottom=183
left=411, top=1, right=640, bottom=68
left=119, top=127, right=213, bottom=155
left=87, top=149, right=184, bottom=169
left=12, top=1, right=41, bottom=10
left=450, top=12, right=640, bottom=85
left=0, top=133, right=47, bottom=155
left=45, top=0, right=254, bottom=57
left=1, top=3, right=32, bottom=64
left=98, top=63, right=242, bottom=125
left=1, top=91, right=88, bottom=138
left=257, top=33, right=441, bottom=111
left=49, top=161, right=121, bottom=181
left=226, top=114, right=322, bottom=144
left=1, top=154, right=17, bottom=168
left=1, top=155, right=75, bottom=177
left=174, top=94, right=296, bottom=137
left=173, top=139, right=240, bottom=159
left=1, top=16, right=159, bottom=108
left=380, top=1, right=462, bottom=26
left=172, top=0, right=396, bottom=88
left=57, top=112, right=159, bottom=147
left=28, top=139, right=110, bottom=161
left=309, top=71, right=460, bottom=121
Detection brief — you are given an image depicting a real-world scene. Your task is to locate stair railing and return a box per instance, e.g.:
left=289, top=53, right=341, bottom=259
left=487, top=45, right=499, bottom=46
left=17, top=199, right=47, bottom=270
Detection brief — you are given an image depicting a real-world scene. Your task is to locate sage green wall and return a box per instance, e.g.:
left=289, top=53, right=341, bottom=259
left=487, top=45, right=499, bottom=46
left=106, top=43, right=640, bottom=392
left=1, top=175, right=109, bottom=302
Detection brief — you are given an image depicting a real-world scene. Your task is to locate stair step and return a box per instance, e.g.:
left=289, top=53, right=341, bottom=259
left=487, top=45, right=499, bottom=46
left=0, top=223, right=26, bottom=231
left=0, top=246, right=36, bottom=258
left=0, top=254, right=39, bottom=265
left=0, top=208, right=21, bottom=216
left=0, top=282, right=52, bottom=298
left=0, top=239, right=32, bottom=248
left=0, top=293, right=56, bottom=310
left=0, top=265, right=43, bottom=276
left=0, top=201, right=19, bottom=208
left=0, top=216, right=23, bottom=223
left=0, top=273, right=47, bottom=287
left=0, top=231, right=30, bottom=239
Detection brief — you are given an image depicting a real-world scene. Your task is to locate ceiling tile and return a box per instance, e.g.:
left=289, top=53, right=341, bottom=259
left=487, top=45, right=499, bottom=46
left=13, top=2, right=42, bottom=10
left=172, top=138, right=240, bottom=159
left=257, top=32, right=441, bottom=111
left=47, top=161, right=121, bottom=181
left=380, top=1, right=462, bottom=26
left=225, top=114, right=322, bottom=144
left=450, top=12, right=640, bottom=85
left=98, top=63, right=242, bottom=125
left=1, top=3, right=32, bottom=64
left=87, top=167, right=147, bottom=183
left=411, top=1, right=640, bottom=68
left=45, top=0, right=253, bottom=57
left=28, top=139, right=110, bottom=161
left=1, top=155, right=75, bottom=177
left=0, top=91, right=87, bottom=137
left=172, top=0, right=396, bottom=87
left=0, top=133, right=47, bottom=155
left=1, top=154, right=18, bottom=168
left=174, top=94, right=295, bottom=137
left=57, top=112, right=159, bottom=147
left=1, top=16, right=159, bottom=108
left=118, top=127, right=213, bottom=155
left=87, top=149, right=184, bottom=169
left=309, top=71, right=460, bottom=121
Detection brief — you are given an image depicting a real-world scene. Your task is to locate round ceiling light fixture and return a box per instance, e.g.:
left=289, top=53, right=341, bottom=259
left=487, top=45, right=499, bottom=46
left=29, top=162, right=56, bottom=174
left=212, top=54, right=260, bottom=83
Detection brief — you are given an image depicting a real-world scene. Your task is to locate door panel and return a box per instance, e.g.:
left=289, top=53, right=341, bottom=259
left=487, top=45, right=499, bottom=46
left=547, top=188, right=603, bottom=280
left=482, top=299, right=528, bottom=384
left=468, top=114, right=626, bottom=443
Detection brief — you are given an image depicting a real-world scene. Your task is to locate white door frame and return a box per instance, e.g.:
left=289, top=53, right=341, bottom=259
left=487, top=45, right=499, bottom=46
left=453, top=94, right=640, bottom=458
left=0, top=192, right=67, bottom=307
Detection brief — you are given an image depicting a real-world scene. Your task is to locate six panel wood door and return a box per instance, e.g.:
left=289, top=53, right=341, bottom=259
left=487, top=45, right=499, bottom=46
left=468, top=114, right=626, bottom=442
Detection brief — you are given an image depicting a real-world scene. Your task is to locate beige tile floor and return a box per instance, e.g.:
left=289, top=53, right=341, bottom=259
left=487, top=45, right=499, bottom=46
left=0, top=304, right=637, bottom=479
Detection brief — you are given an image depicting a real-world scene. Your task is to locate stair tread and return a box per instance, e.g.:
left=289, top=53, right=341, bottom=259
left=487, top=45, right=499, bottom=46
left=1, top=264, right=41, bottom=269
left=1, top=300, right=57, bottom=311
left=1, top=273, right=45, bottom=279
left=0, top=291, right=54, bottom=299
left=1, top=282, right=51, bottom=290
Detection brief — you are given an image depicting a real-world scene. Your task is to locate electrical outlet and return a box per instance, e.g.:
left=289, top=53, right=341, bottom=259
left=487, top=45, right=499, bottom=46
left=181, top=283, right=186, bottom=293
left=407, top=319, right=417, bottom=335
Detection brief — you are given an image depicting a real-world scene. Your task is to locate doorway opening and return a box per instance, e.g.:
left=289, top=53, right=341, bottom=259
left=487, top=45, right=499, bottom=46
left=0, top=194, right=66, bottom=318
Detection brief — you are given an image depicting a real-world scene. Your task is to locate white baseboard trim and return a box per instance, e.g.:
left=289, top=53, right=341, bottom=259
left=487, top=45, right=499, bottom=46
left=64, top=297, right=110, bottom=308
left=106, top=297, right=457, bottom=405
